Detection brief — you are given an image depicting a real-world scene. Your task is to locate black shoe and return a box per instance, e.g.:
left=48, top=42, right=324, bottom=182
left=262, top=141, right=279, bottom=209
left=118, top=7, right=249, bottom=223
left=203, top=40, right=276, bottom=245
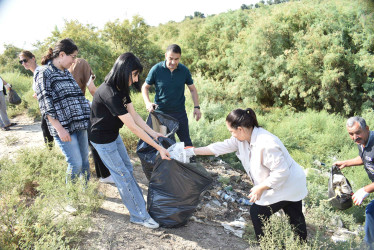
left=1, top=127, right=10, bottom=131
left=8, top=123, right=17, bottom=127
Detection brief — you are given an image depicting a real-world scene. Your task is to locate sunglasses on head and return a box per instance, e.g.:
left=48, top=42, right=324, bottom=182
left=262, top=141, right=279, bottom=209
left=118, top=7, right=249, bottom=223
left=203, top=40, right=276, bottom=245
left=19, top=59, right=28, bottom=64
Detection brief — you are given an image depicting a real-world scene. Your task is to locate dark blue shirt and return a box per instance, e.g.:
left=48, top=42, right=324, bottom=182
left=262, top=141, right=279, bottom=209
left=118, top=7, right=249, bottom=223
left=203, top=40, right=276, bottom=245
left=145, top=61, right=193, bottom=113
left=358, top=131, right=374, bottom=182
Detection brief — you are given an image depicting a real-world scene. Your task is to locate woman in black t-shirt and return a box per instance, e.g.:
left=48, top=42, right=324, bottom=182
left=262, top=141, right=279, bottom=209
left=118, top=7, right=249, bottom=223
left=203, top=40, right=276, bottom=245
left=89, top=53, right=170, bottom=229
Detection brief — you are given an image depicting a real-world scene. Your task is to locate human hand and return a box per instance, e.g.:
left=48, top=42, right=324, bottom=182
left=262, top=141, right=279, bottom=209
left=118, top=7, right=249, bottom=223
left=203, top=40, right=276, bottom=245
left=193, top=108, right=201, bottom=121
left=57, top=128, right=71, bottom=142
left=159, top=147, right=171, bottom=160
left=352, top=188, right=369, bottom=205
left=248, top=184, right=268, bottom=203
left=32, top=93, right=37, bottom=99
left=185, top=147, right=195, bottom=157
left=146, top=102, right=158, bottom=113
left=152, top=132, right=165, bottom=141
left=333, top=161, right=348, bottom=170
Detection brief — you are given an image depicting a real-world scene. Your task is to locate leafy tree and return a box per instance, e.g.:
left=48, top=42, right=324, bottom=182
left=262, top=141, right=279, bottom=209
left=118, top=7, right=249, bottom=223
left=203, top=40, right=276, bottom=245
left=193, top=11, right=205, bottom=18
left=102, top=15, right=163, bottom=75
left=39, top=20, right=114, bottom=84
left=0, top=45, right=31, bottom=75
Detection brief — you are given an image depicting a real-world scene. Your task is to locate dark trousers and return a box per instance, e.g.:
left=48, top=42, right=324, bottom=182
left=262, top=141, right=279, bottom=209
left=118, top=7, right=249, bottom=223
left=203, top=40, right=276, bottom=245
left=89, top=143, right=111, bottom=179
left=166, top=110, right=193, bottom=147
left=250, top=200, right=307, bottom=241
left=41, top=114, right=54, bottom=148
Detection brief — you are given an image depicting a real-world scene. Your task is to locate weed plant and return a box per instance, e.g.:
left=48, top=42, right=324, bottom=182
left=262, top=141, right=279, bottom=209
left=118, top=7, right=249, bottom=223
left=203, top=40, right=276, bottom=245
left=0, top=147, right=101, bottom=248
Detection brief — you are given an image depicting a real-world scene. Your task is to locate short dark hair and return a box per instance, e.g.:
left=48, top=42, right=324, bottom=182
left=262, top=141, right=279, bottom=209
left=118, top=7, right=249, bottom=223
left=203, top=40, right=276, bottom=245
left=19, top=50, right=35, bottom=59
left=166, top=44, right=182, bottom=54
left=41, top=38, right=78, bottom=65
left=105, top=52, right=143, bottom=95
left=226, top=108, right=259, bottom=129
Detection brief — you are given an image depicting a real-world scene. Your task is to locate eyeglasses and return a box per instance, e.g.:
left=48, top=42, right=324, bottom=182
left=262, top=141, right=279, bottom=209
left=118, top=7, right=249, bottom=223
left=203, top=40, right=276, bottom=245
left=19, top=59, right=28, bottom=64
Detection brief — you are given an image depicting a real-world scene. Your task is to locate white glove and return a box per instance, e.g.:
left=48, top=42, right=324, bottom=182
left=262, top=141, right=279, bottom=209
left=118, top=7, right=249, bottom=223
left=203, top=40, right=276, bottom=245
left=352, top=188, right=369, bottom=205
left=185, top=147, right=195, bottom=157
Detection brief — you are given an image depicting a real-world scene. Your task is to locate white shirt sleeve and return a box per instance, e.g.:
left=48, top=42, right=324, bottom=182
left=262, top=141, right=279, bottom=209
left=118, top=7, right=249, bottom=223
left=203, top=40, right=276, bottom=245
left=208, top=136, right=239, bottom=157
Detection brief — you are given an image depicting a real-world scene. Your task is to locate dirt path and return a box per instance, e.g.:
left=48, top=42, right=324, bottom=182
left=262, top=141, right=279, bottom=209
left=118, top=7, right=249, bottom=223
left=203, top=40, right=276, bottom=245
left=0, top=115, right=252, bottom=249
left=0, top=114, right=45, bottom=159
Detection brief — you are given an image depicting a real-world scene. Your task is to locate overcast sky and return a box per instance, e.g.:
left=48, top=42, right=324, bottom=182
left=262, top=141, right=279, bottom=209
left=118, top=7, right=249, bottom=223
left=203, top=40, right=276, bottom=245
left=0, top=0, right=259, bottom=53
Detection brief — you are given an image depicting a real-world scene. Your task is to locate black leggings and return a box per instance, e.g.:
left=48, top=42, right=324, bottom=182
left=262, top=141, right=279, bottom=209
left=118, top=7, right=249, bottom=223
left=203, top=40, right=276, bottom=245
left=41, top=115, right=53, bottom=148
left=250, top=200, right=307, bottom=241
left=89, top=143, right=111, bottom=179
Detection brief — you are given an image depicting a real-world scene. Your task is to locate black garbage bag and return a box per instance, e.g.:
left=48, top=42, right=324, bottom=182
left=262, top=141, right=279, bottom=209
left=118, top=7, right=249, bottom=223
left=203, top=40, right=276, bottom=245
left=8, top=88, right=22, bottom=105
left=136, top=111, right=179, bottom=180
left=328, top=165, right=353, bottom=210
left=147, top=158, right=213, bottom=228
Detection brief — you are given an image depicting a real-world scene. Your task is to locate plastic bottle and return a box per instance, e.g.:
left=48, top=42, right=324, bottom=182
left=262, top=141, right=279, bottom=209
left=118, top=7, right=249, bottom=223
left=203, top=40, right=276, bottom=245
left=237, top=198, right=253, bottom=206
left=217, top=190, right=235, bottom=202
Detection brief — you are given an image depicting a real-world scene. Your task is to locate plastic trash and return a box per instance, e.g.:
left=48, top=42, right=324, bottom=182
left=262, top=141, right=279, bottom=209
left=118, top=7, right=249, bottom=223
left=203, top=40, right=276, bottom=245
left=328, top=165, right=353, bottom=210
left=147, top=158, right=213, bottom=228
left=237, top=198, right=253, bottom=206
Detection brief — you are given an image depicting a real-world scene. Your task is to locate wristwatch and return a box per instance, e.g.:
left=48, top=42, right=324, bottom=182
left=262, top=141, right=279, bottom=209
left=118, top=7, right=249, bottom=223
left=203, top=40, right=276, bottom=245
left=194, top=106, right=200, bottom=109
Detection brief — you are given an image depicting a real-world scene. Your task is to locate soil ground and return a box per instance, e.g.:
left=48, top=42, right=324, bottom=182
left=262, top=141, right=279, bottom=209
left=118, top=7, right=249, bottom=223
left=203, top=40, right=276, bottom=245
left=0, top=114, right=254, bottom=249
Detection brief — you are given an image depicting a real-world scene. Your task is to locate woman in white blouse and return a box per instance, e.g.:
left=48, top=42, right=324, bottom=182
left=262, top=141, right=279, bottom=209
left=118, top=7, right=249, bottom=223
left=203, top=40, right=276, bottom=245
left=187, top=108, right=308, bottom=241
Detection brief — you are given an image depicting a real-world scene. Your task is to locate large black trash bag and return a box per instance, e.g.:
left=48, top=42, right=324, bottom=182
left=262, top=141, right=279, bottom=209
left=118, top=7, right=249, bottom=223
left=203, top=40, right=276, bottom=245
left=136, top=111, right=179, bottom=180
left=328, top=165, right=353, bottom=210
left=147, top=158, right=213, bottom=228
left=8, top=88, right=22, bottom=105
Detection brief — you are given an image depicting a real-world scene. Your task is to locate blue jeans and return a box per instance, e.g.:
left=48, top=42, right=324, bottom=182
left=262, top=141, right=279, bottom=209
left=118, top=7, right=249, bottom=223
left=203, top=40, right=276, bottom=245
left=166, top=110, right=193, bottom=146
left=91, top=135, right=151, bottom=223
left=54, top=130, right=90, bottom=183
left=365, top=199, right=374, bottom=249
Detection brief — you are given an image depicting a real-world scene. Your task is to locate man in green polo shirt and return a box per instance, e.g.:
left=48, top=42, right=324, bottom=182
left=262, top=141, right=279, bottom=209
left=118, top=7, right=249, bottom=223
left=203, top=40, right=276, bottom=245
left=141, top=44, right=201, bottom=147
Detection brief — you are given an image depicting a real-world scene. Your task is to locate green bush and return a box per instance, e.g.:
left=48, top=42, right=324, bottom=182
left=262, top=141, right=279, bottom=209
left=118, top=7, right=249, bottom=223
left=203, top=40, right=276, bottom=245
left=0, top=147, right=101, bottom=248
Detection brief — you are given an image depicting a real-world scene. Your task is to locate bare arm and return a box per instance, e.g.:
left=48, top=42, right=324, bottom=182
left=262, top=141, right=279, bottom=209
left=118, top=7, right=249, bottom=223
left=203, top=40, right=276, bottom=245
left=334, top=156, right=363, bottom=169
left=119, top=109, right=170, bottom=160
left=87, top=78, right=97, bottom=96
left=187, top=84, right=201, bottom=121
left=364, top=182, right=374, bottom=193
left=126, top=103, right=163, bottom=139
left=141, top=83, right=157, bottom=112
left=47, top=115, right=71, bottom=142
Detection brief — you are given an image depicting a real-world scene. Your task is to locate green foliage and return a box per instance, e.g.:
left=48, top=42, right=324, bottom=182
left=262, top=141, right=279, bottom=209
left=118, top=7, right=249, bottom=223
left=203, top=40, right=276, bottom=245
left=1, top=72, right=40, bottom=118
left=0, top=45, right=32, bottom=75
left=102, top=15, right=163, bottom=76
left=0, top=147, right=101, bottom=248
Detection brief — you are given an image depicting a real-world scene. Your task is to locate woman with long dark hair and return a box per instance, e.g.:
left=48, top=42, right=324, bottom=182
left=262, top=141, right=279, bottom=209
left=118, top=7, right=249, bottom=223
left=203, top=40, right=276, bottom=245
left=186, top=108, right=308, bottom=241
left=35, top=38, right=91, bottom=183
left=89, top=52, right=170, bottom=229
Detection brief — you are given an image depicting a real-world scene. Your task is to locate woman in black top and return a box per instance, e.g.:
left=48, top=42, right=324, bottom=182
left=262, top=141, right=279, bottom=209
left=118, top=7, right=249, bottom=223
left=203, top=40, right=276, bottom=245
left=89, top=52, right=170, bottom=229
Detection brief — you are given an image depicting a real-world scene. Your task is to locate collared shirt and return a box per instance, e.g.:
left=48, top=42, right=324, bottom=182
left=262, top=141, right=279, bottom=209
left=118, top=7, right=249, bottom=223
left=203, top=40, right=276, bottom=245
left=207, top=126, right=308, bottom=206
left=358, top=131, right=374, bottom=182
left=35, top=61, right=90, bottom=137
left=145, top=61, right=193, bottom=113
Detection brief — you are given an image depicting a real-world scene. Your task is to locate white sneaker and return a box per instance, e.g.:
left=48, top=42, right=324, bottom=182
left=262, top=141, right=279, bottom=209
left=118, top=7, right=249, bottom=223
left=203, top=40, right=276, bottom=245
left=132, top=217, right=159, bottom=229
left=99, top=175, right=115, bottom=184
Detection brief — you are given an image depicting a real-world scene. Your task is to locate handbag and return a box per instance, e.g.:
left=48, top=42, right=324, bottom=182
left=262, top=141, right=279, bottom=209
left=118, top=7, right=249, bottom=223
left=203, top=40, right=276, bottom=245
left=8, top=88, right=22, bottom=105
left=2, top=85, right=6, bottom=95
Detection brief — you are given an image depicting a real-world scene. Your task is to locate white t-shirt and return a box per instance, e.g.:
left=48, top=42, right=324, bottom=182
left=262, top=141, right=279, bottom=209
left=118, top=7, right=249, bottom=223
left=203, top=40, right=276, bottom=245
left=32, top=66, right=42, bottom=92
left=208, top=126, right=308, bottom=206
